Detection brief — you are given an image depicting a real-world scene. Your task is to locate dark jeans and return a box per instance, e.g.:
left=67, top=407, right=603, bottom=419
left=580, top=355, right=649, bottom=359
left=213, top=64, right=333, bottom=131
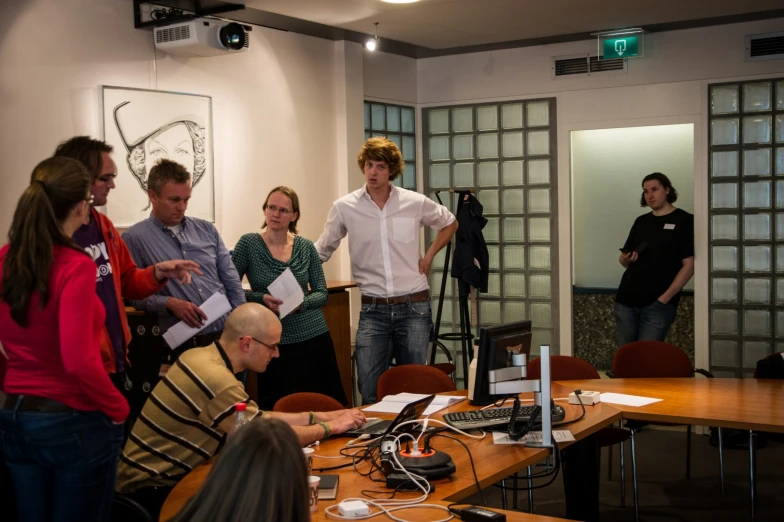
left=0, top=407, right=124, bottom=522
left=614, top=300, right=678, bottom=348
left=355, top=299, right=433, bottom=404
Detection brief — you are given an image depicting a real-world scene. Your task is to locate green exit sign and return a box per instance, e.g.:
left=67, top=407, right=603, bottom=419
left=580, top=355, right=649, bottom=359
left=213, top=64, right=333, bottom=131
left=602, top=35, right=640, bottom=59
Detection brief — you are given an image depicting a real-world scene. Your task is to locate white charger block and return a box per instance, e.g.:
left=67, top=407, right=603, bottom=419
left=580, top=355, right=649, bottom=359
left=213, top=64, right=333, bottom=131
left=569, top=391, right=601, bottom=405
left=338, top=500, right=371, bottom=517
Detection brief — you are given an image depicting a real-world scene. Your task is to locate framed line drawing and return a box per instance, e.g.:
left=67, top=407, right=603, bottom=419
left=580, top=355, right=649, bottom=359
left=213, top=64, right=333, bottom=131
left=101, top=86, right=215, bottom=226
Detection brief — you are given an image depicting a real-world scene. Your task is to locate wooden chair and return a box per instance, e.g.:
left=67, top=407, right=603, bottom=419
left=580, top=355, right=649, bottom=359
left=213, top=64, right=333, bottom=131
left=607, top=340, right=719, bottom=517
left=376, top=364, right=456, bottom=401
left=527, top=355, right=637, bottom=519
left=273, top=392, right=344, bottom=413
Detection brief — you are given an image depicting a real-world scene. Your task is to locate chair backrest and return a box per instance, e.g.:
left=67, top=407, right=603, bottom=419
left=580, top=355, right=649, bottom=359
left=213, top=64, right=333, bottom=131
left=754, top=352, right=784, bottom=379
left=376, top=364, right=457, bottom=401
left=527, top=355, right=600, bottom=381
left=273, top=392, right=344, bottom=413
left=111, top=492, right=154, bottom=522
left=612, top=341, right=694, bottom=378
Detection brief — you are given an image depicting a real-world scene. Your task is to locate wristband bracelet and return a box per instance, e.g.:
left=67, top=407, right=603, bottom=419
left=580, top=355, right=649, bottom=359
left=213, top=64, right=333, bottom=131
left=319, top=421, right=332, bottom=439
left=308, top=411, right=316, bottom=425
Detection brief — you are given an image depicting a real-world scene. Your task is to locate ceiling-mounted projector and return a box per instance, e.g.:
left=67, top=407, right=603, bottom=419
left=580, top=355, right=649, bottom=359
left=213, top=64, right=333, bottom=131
left=154, top=18, right=250, bottom=57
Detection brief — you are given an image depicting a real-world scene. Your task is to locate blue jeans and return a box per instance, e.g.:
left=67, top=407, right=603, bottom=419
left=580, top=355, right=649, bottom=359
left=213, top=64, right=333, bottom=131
left=614, top=300, right=678, bottom=348
left=0, top=407, right=125, bottom=522
left=355, top=298, right=433, bottom=404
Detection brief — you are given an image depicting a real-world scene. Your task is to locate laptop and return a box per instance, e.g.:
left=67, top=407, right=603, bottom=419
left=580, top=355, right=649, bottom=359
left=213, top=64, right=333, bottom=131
left=342, top=394, right=436, bottom=438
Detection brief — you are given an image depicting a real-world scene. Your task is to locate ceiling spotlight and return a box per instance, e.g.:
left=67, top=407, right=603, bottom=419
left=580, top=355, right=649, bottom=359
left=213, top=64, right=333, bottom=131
left=366, top=22, right=379, bottom=51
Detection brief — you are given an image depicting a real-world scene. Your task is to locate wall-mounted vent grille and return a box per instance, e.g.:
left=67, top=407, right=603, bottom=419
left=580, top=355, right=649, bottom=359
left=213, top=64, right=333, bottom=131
left=554, top=56, right=589, bottom=76
left=590, top=56, right=625, bottom=72
left=242, top=32, right=250, bottom=49
left=553, top=54, right=627, bottom=78
left=746, top=32, right=784, bottom=61
left=156, top=24, right=191, bottom=44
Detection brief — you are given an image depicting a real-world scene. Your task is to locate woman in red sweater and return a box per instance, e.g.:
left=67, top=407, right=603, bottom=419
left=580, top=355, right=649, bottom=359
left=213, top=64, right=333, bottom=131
left=0, top=156, right=129, bottom=522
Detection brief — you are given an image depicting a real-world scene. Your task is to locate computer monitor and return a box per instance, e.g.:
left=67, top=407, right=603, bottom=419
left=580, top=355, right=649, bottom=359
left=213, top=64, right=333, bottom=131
left=471, top=320, right=532, bottom=406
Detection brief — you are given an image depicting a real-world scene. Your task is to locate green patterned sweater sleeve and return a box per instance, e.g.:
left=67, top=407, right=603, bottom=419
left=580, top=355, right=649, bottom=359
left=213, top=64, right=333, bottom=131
left=231, top=234, right=266, bottom=304
left=302, top=240, right=328, bottom=311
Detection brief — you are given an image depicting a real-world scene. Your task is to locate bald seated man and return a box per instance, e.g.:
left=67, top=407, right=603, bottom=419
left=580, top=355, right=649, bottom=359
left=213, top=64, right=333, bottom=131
left=116, top=303, right=366, bottom=515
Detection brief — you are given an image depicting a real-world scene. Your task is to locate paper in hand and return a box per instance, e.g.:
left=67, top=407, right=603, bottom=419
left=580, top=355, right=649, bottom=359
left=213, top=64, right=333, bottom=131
left=268, top=268, right=305, bottom=319
left=162, top=292, right=232, bottom=349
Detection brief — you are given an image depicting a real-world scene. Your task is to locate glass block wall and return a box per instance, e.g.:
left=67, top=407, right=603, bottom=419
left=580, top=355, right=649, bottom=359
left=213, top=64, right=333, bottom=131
left=364, top=101, right=417, bottom=190
left=423, top=99, right=558, bottom=385
left=708, top=78, right=784, bottom=377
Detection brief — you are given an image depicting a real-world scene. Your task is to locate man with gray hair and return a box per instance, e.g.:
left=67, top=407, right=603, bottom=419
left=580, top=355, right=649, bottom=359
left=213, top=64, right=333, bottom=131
left=117, top=303, right=366, bottom=517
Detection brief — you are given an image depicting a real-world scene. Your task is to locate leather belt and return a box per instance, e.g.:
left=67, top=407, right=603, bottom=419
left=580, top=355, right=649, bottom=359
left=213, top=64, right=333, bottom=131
left=184, top=330, right=223, bottom=349
left=3, top=394, right=73, bottom=413
left=361, top=290, right=430, bottom=305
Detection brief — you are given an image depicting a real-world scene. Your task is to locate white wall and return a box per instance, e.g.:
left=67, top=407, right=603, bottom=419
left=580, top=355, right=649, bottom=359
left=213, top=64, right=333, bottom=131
left=571, top=124, right=695, bottom=289
left=0, top=0, right=355, bottom=281
left=416, top=17, right=784, bottom=366
left=363, top=50, right=418, bottom=104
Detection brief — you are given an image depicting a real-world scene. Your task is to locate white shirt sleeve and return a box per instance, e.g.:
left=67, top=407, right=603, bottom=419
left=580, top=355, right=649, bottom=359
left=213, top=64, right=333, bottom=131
left=419, top=195, right=456, bottom=230
left=315, top=204, right=347, bottom=262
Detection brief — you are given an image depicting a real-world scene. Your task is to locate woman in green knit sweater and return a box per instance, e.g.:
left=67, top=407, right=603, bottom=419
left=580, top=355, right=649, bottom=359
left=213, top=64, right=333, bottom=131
left=232, top=187, right=347, bottom=409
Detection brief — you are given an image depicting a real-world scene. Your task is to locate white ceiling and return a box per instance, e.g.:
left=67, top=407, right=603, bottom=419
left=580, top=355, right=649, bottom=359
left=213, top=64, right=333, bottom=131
left=245, top=0, right=783, bottom=49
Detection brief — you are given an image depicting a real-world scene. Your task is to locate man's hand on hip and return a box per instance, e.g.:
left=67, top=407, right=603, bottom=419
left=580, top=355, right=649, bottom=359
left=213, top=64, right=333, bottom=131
left=418, top=254, right=434, bottom=277
left=166, top=297, right=208, bottom=328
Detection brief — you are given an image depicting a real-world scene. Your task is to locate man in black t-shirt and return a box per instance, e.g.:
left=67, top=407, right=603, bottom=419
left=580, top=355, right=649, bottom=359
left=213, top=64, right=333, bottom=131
left=615, top=172, right=694, bottom=347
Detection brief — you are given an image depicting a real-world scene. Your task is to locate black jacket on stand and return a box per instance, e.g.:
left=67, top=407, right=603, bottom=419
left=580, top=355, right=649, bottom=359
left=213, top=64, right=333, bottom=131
left=451, top=192, right=489, bottom=296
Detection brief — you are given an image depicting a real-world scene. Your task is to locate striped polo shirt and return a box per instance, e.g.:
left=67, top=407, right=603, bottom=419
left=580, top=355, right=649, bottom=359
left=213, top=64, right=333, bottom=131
left=116, top=342, right=259, bottom=493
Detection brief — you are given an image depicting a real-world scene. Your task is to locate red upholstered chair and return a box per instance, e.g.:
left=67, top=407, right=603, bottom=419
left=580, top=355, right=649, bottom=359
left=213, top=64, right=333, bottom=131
left=376, top=364, right=457, bottom=401
left=608, top=340, right=719, bottom=514
left=273, top=392, right=344, bottom=413
left=528, top=356, right=636, bottom=516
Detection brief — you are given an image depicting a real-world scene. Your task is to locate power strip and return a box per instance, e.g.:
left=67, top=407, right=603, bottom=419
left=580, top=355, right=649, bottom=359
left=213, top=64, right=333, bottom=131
left=569, top=391, right=601, bottom=405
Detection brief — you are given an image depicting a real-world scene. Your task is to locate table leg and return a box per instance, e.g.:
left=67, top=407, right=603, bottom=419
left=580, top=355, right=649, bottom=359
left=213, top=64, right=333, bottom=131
left=749, top=430, right=755, bottom=522
left=562, top=434, right=600, bottom=522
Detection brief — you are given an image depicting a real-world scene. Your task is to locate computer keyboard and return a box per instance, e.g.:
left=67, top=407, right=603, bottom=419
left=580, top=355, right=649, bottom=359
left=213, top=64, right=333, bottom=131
left=443, top=405, right=566, bottom=431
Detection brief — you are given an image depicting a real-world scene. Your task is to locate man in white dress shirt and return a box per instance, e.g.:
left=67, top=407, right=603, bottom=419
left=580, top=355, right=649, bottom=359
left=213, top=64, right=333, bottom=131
left=316, top=137, right=457, bottom=403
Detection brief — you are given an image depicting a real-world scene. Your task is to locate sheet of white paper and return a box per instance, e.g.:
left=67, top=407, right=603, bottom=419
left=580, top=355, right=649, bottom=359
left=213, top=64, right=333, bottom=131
left=361, top=402, right=445, bottom=417
left=493, top=431, right=576, bottom=444
left=600, top=393, right=663, bottom=407
left=267, top=268, right=304, bottom=319
left=362, top=402, right=408, bottom=414
left=162, top=292, right=232, bottom=349
left=385, top=393, right=465, bottom=407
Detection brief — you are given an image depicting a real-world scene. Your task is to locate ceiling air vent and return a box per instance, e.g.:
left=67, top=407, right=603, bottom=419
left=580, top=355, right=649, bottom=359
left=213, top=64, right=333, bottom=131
left=552, top=54, right=627, bottom=78
left=746, top=32, right=784, bottom=61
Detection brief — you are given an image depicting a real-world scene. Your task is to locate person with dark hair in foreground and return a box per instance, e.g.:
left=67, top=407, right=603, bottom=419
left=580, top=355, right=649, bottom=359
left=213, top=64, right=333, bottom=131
left=615, top=172, right=694, bottom=347
left=0, top=157, right=129, bottom=522
left=170, top=417, right=310, bottom=522
left=116, top=303, right=365, bottom=518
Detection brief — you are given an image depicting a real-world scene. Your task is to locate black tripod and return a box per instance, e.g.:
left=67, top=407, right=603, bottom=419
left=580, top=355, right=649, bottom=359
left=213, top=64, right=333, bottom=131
left=429, top=189, right=475, bottom=386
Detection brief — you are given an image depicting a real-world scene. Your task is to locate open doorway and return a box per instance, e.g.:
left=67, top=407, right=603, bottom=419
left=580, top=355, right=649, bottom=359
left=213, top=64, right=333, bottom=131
left=570, top=124, right=695, bottom=370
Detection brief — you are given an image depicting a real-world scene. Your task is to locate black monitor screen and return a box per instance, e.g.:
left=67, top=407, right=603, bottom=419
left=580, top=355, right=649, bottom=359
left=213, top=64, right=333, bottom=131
left=471, top=320, right=532, bottom=406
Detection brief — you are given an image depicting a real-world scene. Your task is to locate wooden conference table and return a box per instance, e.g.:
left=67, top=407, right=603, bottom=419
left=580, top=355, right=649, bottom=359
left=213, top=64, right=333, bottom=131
left=159, top=378, right=784, bottom=522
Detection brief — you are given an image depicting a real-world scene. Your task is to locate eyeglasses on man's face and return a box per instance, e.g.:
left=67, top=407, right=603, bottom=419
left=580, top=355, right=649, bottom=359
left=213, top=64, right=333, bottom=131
left=241, top=336, right=279, bottom=351
left=265, top=205, right=293, bottom=216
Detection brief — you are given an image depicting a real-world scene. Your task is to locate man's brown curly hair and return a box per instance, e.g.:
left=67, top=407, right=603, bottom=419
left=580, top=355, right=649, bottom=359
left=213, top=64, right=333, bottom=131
left=357, top=137, right=404, bottom=181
